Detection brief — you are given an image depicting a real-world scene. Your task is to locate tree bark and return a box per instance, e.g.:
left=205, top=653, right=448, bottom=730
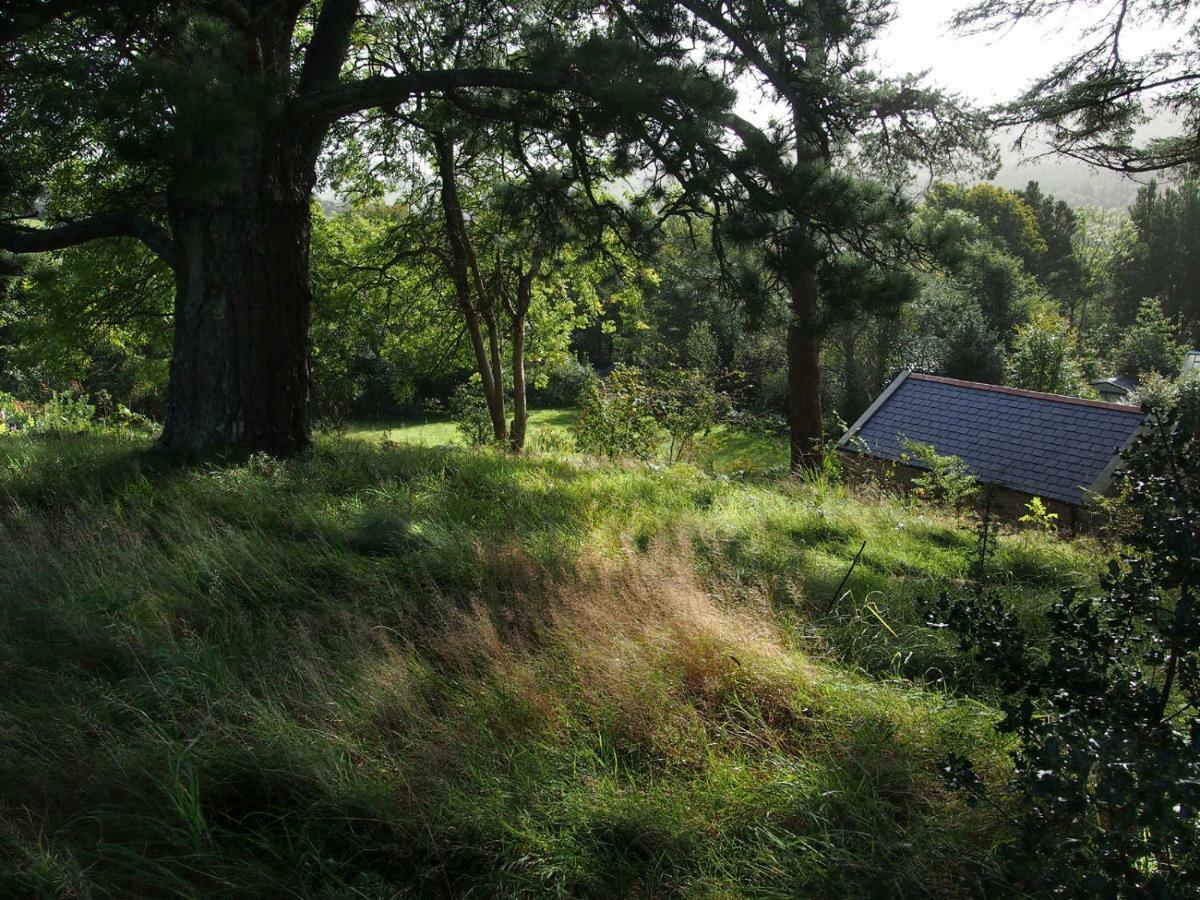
left=432, top=129, right=507, bottom=441
left=159, top=195, right=312, bottom=455
left=510, top=313, right=528, bottom=451
left=483, top=309, right=507, bottom=437
left=788, top=265, right=824, bottom=472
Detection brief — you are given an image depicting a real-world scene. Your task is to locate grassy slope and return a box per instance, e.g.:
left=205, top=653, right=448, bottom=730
left=0, top=433, right=1100, bottom=898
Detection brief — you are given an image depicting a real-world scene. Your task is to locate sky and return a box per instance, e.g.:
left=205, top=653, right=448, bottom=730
left=867, top=1, right=1181, bottom=205
left=874, top=0, right=1171, bottom=105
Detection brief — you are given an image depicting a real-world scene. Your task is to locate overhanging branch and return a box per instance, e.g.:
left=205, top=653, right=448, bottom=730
left=291, top=68, right=579, bottom=127
left=0, top=213, right=176, bottom=268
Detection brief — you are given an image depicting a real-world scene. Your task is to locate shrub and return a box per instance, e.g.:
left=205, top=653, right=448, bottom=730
left=657, top=369, right=728, bottom=464
left=1180, top=375, right=1200, bottom=436
left=1017, top=495, right=1058, bottom=533
left=933, top=415, right=1200, bottom=894
left=1007, top=312, right=1090, bottom=396
left=1135, top=372, right=1200, bottom=438
left=448, top=384, right=495, bottom=447
left=898, top=438, right=978, bottom=507
left=0, top=393, right=35, bottom=433
left=684, top=321, right=719, bottom=376
left=573, top=366, right=659, bottom=460
left=33, top=391, right=95, bottom=435
left=533, top=356, right=597, bottom=407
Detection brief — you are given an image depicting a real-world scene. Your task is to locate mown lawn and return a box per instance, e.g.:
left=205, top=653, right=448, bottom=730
left=0, top=432, right=1103, bottom=897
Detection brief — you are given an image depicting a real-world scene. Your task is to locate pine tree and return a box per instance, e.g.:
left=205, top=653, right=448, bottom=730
left=617, top=0, right=992, bottom=470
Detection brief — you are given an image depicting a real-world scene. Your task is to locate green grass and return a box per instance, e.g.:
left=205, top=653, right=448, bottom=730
left=0, top=432, right=1103, bottom=897
left=348, top=407, right=790, bottom=474
left=348, top=407, right=580, bottom=447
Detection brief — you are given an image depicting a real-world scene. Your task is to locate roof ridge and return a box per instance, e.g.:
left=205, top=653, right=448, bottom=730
left=908, top=372, right=1145, bottom=414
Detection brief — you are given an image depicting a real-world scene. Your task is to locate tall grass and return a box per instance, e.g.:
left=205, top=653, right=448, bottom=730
left=0, top=434, right=1100, bottom=896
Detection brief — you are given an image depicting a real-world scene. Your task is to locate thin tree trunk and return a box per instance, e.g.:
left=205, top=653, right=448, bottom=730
left=841, top=326, right=869, bottom=422
left=483, top=310, right=507, bottom=435
left=788, top=265, right=824, bottom=472
left=505, top=258, right=540, bottom=452
left=510, top=313, right=528, bottom=451
left=432, top=130, right=506, bottom=441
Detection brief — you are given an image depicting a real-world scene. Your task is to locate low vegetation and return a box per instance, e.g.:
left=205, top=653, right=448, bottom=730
left=0, top=429, right=1103, bottom=897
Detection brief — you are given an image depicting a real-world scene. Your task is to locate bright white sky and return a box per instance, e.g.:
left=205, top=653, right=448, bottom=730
left=875, top=0, right=1172, bottom=104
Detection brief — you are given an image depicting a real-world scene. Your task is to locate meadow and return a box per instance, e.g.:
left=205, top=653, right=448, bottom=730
left=0, top=419, right=1106, bottom=898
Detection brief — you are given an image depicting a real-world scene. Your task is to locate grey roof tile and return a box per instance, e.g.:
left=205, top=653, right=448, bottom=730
left=842, top=373, right=1147, bottom=506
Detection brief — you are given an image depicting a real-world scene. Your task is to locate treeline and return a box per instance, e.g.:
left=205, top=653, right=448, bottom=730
left=2, top=176, right=1196, bottom=439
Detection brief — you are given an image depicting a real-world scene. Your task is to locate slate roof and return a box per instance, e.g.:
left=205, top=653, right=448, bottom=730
left=838, top=371, right=1147, bottom=507
left=1185, top=351, right=1200, bottom=376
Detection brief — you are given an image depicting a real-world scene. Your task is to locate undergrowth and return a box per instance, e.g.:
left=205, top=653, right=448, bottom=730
left=0, top=434, right=1102, bottom=897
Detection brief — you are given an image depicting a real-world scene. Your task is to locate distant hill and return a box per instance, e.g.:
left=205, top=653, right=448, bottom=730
left=992, top=153, right=1147, bottom=209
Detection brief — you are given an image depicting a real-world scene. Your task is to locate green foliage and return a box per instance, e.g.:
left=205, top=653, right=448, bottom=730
left=1007, top=311, right=1090, bottom=395
left=1115, top=180, right=1200, bottom=344
left=933, top=418, right=1200, bottom=894
left=0, top=389, right=101, bottom=434
left=927, top=182, right=1047, bottom=270
left=573, top=367, right=659, bottom=460
left=1132, top=370, right=1181, bottom=414
left=893, top=275, right=1007, bottom=383
left=1134, top=372, right=1200, bottom=439
left=310, top=204, right=466, bottom=421
left=35, top=390, right=95, bottom=434
left=0, top=392, right=34, bottom=432
left=684, top=321, right=720, bottom=376
left=899, top=438, right=979, bottom=508
left=657, top=368, right=729, bottom=464
left=448, top=383, right=495, bottom=448
left=1179, top=375, right=1200, bottom=436
left=1020, top=181, right=1084, bottom=305
left=1017, top=496, right=1059, bottom=533
left=0, top=240, right=172, bottom=416
left=532, top=356, right=598, bottom=408
left=1117, top=297, right=1186, bottom=379
left=0, top=388, right=155, bottom=437
left=526, top=427, right=576, bottom=455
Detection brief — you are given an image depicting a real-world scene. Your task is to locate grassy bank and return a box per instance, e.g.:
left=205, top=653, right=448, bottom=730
left=0, top=433, right=1100, bottom=897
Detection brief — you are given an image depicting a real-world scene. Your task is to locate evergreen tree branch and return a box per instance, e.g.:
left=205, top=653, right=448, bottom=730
left=290, top=68, right=582, bottom=126
left=0, top=214, right=176, bottom=269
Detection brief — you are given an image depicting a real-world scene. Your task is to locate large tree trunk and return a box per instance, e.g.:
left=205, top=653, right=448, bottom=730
left=159, top=194, right=313, bottom=456
left=788, top=265, right=824, bottom=472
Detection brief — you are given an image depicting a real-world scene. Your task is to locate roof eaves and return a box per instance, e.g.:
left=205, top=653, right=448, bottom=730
left=837, top=368, right=911, bottom=449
